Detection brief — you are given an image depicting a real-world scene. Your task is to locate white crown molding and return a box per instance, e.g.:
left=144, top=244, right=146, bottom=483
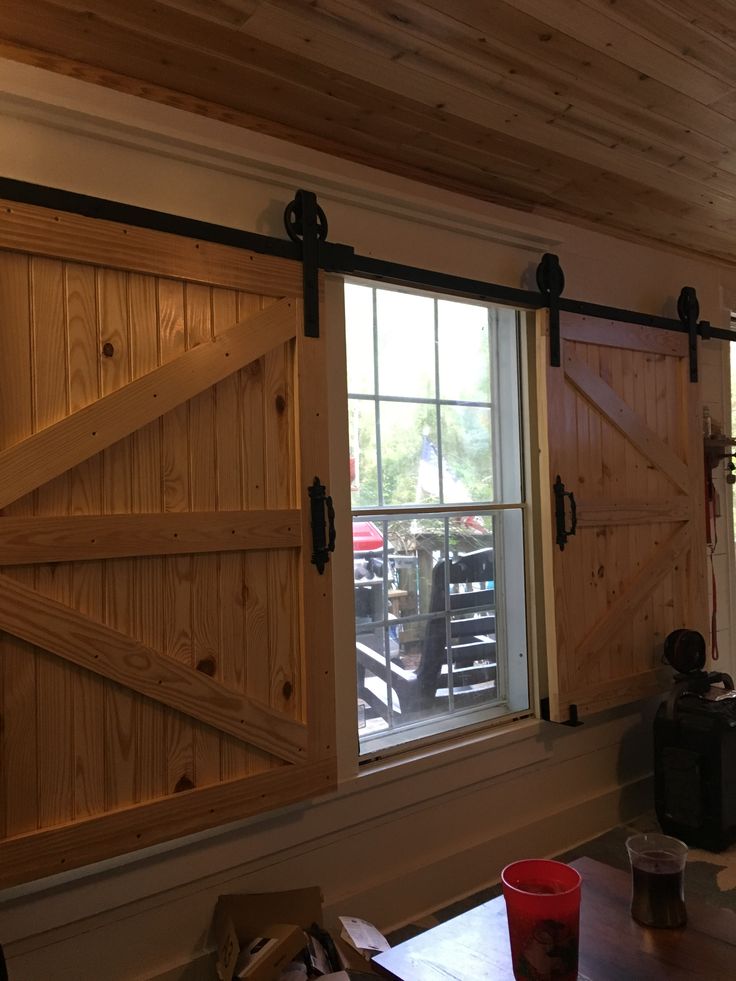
left=0, top=58, right=561, bottom=257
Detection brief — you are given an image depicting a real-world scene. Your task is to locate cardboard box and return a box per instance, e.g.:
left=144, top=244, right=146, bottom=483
left=331, top=935, right=380, bottom=975
left=214, top=889, right=320, bottom=981
left=232, top=923, right=305, bottom=981
left=212, top=888, right=379, bottom=980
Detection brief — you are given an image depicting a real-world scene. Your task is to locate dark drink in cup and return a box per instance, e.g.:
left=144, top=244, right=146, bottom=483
left=630, top=851, right=686, bottom=928
left=626, top=835, right=687, bottom=928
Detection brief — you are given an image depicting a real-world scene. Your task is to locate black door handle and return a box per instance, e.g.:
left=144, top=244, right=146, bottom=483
left=308, top=476, right=336, bottom=574
left=554, top=475, right=576, bottom=551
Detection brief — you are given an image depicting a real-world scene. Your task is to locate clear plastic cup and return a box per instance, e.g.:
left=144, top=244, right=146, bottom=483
left=625, top=832, right=688, bottom=928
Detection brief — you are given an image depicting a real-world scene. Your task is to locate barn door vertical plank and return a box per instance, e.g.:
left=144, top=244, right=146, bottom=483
left=600, top=344, right=629, bottom=686
left=560, top=347, right=579, bottom=698
left=684, top=342, right=709, bottom=637
left=213, top=287, right=249, bottom=780
left=240, top=293, right=272, bottom=772
left=595, top=338, right=618, bottom=689
left=99, top=267, right=138, bottom=809
left=620, top=350, right=656, bottom=674
left=625, top=345, right=647, bottom=681
left=264, top=335, right=299, bottom=719
left=649, top=348, right=670, bottom=658
left=32, top=256, right=74, bottom=828
left=540, top=315, right=563, bottom=717
left=66, top=262, right=105, bottom=819
left=670, top=351, right=689, bottom=630
left=616, top=346, right=634, bottom=681
left=584, top=342, right=607, bottom=681
left=296, top=294, right=335, bottom=764
left=159, top=278, right=195, bottom=793
left=647, top=349, right=670, bottom=658
left=187, top=283, right=221, bottom=787
left=660, top=352, right=681, bottom=638
left=669, top=361, right=686, bottom=638
left=129, top=271, right=166, bottom=803
left=0, top=252, right=38, bottom=837
left=654, top=346, right=676, bottom=652
left=571, top=341, right=595, bottom=685
left=549, top=338, right=576, bottom=709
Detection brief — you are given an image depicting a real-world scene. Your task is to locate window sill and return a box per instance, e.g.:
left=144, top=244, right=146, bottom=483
left=348, top=714, right=547, bottom=795
left=337, top=695, right=655, bottom=812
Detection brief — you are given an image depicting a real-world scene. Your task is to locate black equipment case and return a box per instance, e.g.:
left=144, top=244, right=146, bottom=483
left=654, top=629, right=736, bottom=852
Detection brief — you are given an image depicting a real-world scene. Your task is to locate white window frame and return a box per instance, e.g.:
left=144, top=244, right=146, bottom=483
left=340, top=278, right=535, bottom=760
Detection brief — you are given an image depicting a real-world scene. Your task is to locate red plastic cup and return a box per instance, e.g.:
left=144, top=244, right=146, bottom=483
left=501, top=859, right=582, bottom=981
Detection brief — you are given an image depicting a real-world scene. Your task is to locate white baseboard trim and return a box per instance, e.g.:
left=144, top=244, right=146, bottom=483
left=42, top=775, right=651, bottom=981
left=323, top=775, right=652, bottom=933
left=148, top=953, right=217, bottom=981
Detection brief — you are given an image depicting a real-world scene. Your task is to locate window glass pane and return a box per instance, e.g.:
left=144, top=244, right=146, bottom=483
left=345, top=283, right=375, bottom=395
left=347, top=282, right=529, bottom=754
left=354, top=512, right=500, bottom=737
left=438, top=300, right=491, bottom=403
left=349, top=398, right=378, bottom=507
left=376, top=290, right=435, bottom=399
left=439, top=405, right=493, bottom=503
left=495, top=507, right=529, bottom=713
left=378, top=402, right=437, bottom=506
left=415, top=431, right=440, bottom=505
left=354, top=556, right=385, bottom=625
left=446, top=606, right=497, bottom=708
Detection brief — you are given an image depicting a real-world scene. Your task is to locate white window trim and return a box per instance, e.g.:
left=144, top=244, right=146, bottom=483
left=345, top=281, right=532, bottom=756
left=326, top=278, right=545, bottom=779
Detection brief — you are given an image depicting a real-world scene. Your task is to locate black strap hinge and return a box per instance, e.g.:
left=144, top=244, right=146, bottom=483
left=283, top=190, right=355, bottom=337
left=536, top=253, right=565, bottom=368
left=284, top=189, right=326, bottom=338
left=677, top=286, right=700, bottom=383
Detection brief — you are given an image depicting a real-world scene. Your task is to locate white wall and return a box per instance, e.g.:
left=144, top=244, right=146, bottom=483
left=0, top=60, right=734, bottom=981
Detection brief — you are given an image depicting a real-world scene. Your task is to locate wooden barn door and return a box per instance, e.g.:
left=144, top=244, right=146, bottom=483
left=0, top=199, right=336, bottom=887
left=538, top=312, right=708, bottom=722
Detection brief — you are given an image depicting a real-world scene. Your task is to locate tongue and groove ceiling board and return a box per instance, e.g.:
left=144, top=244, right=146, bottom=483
left=1, top=1, right=736, bottom=262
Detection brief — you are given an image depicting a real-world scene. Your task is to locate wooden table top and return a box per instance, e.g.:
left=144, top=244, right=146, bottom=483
left=373, top=856, right=736, bottom=980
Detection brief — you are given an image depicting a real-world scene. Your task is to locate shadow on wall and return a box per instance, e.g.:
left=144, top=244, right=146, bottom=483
left=615, top=695, right=661, bottom=823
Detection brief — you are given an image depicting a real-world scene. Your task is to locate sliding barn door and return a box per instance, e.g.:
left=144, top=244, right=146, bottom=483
left=538, top=312, right=708, bottom=722
left=0, top=199, right=336, bottom=887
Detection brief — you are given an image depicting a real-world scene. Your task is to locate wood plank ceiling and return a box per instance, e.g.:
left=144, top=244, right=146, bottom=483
left=1, top=1, right=736, bottom=264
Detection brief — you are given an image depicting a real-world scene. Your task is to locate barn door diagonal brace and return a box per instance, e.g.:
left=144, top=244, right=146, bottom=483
left=284, top=190, right=354, bottom=338
left=537, top=253, right=566, bottom=367
left=309, top=476, right=336, bottom=574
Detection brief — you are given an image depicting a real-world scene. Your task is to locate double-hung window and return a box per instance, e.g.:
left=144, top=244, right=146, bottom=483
left=345, top=281, right=530, bottom=754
